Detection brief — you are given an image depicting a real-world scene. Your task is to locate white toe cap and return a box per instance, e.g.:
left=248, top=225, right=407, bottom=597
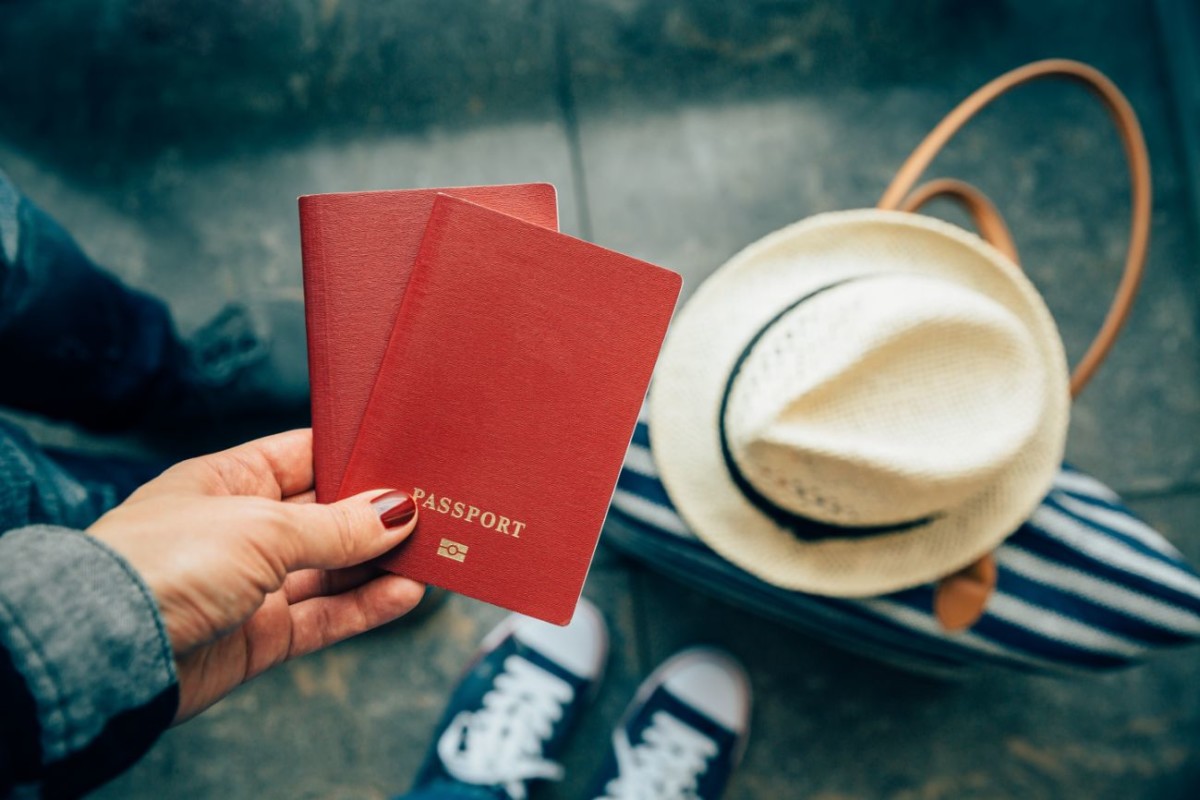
left=509, top=597, right=608, bottom=680
left=658, top=648, right=751, bottom=733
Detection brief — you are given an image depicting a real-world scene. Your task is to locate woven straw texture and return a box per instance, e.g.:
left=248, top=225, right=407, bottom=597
left=650, top=209, right=1070, bottom=596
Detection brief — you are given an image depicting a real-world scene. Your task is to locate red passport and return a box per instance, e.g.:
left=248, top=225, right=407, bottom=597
left=340, top=194, right=682, bottom=624
left=299, top=184, right=559, bottom=502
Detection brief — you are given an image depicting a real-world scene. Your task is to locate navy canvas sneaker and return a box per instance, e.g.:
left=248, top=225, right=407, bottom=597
left=0, top=168, right=311, bottom=434
left=410, top=599, right=608, bottom=800
left=171, top=296, right=311, bottom=424
left=588, top=648, right=751, bottom=800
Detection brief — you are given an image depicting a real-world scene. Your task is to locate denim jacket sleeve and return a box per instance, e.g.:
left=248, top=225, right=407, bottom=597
left=0, top=525, right=178, bottom=799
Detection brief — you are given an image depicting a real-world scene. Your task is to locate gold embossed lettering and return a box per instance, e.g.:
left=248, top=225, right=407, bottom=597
left=409, top=488, right=524, bottom=537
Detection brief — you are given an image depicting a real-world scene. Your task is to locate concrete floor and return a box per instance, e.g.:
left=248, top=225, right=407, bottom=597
left=1, top=1, right=1199, bottom=797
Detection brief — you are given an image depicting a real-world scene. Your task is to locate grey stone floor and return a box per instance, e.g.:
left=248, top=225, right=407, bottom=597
left=1, top=0, right=1199, bottom=797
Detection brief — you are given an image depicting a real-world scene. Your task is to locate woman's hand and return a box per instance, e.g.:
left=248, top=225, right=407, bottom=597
left=88, top=428, right=423, bottom=722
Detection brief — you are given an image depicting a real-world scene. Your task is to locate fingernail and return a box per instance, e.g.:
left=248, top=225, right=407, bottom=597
left=372, top=490, right=416, bottom=529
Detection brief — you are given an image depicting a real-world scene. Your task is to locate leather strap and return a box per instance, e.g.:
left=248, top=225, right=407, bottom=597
left=897, top=178, right=1019, bottom=264
left=880, top=58, right=1151, bottom=398
left=933, top=555, right=998, bottom=632
left=877, top=60, right=1153, bottom=631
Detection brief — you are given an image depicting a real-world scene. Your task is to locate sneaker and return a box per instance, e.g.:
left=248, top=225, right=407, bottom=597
left=134, top=297, right=312, bottom=449
left=0, top=168, right=310, bottom=435
left=174, top=296, right=310, bottom=422
left=410, top=598, right=609, bottom=800
left=589, top=648, right=751, bottom=800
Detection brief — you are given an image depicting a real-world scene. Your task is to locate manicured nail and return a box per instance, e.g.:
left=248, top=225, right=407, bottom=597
left=372, top=490, right=416, bottom=529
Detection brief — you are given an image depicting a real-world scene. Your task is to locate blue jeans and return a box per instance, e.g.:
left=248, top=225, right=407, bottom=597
left=0, top=171, right=184, bottom=531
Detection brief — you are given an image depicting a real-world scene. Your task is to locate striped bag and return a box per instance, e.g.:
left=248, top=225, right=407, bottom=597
left=604, top=61, right=1200, bottom=676
left=607, top=414, right=1200, bottom=676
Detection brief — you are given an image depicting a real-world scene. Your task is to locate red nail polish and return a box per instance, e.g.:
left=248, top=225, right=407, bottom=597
left=372, top=490, right=417, bottom=529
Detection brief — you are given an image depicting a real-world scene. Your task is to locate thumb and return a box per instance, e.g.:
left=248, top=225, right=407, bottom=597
left=277, top=489, right=418, bottom=571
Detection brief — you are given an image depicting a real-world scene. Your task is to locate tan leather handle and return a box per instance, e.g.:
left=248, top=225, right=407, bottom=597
left=934, top=555, right=998, bottom=632
left=884, top=60, right=1153, bottom=632
left=898, top=178, right=1020, bottom=264
left=879, top=58, right=1152, bottom=398
left=900, top=184, right=1007, bottom=631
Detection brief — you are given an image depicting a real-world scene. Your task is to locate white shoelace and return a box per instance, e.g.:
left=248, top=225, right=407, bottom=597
left=438, top=654, right=574, bottom=800
left=598, top=710, right=720, bottom=800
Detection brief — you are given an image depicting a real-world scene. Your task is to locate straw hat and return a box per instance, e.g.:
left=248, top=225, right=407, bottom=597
left=648, top=209, right=1070, bottom=597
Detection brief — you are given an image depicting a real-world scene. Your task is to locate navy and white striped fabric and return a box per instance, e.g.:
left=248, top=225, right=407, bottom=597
left=606, top=412, right=1200, bottom=677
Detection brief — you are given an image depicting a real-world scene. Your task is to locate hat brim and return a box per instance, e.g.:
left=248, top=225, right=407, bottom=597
left=649, top=210, right=1070, bottom=597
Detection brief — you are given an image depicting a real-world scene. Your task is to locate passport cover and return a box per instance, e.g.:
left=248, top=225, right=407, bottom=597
left=340, top=194, right=682, bottom=624
left=299, top=184, right=559, bottom=502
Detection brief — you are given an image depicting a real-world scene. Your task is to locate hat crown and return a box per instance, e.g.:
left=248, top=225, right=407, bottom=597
left=723, top=273, right=1048, bottom=527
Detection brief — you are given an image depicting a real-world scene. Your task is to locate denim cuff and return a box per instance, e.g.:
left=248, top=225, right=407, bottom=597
left=0, top=525, right=178, bottom=797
